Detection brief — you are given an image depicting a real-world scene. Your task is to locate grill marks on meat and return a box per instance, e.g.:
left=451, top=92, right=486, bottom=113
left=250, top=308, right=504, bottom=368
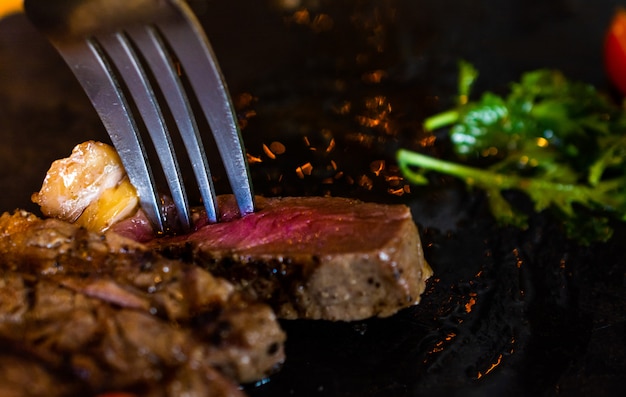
left=0, top=211, right=285, bottom=396
left=155, top=196, right=433, bottom=321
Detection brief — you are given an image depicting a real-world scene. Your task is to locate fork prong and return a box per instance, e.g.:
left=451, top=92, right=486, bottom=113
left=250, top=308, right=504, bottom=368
left=96, top=31, right=192, bottom=231
left=157, top=0, right=255, bottom=217
left=55, top=38, right=165, bottom=232
left=126, top=25, right=219, bottom=224
left=24, top=0, right=255, bottom=230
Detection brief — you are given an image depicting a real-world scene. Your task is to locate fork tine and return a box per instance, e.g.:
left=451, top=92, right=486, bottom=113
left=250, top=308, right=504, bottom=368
left=96, top=31, right=192, bottom=231
left=54, top=38, right=165, bottom=232
left=156, top=0, right=255, bottom=216
left=126, top=25, right=219, bottom=224
left=24, top=0, right=255, bottom=230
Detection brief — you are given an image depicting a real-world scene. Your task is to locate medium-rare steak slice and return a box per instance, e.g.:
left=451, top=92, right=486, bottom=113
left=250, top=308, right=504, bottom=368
left=154, top=195, right=433, bottom=321
left=30, top=141, right=431, bottom=321
left=0, top=211, right=285, bottom=396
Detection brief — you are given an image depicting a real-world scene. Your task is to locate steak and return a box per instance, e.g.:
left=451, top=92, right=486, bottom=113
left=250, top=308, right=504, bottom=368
left=152, top=195, right=433, bottom=321
left=0, top=193, right=431, bottom=393
left=0, top=348, right=84, bottom=397
left=0, top=211, right=285, bottom=396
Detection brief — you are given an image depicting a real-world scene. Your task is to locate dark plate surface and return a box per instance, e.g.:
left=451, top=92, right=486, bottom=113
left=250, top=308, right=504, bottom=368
left=1, top=1, right=625, bottom=396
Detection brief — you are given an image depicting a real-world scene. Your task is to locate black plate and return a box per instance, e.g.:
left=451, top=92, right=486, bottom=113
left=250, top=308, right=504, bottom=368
left=1, top=1, right=625, bottom=396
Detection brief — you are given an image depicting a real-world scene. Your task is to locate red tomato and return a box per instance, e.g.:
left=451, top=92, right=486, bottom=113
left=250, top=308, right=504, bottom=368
left=605, top=8, right=626, bottom=95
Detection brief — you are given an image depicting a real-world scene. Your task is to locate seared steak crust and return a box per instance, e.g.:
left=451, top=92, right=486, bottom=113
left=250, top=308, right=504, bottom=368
left=156, top=196, right=433, bottom=321
left=0, top=211, right=285, bottom=396
left=0, top=347, right=85, bottom=397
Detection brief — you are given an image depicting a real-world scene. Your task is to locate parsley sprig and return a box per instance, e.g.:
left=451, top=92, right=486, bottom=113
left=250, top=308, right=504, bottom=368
left=398, top=61, right=626, bottom=244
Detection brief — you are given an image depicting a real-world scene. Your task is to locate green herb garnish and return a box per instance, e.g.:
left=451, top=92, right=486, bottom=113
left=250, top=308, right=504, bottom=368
left=398, top=62, right=626, bottom=244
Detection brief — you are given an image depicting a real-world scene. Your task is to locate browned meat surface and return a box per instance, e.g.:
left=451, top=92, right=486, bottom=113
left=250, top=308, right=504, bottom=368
left=0, top=349, right=85, bottom=397
left=154, top=196, right=433, bottom=321
left=0, top=211, right=285, bottom=396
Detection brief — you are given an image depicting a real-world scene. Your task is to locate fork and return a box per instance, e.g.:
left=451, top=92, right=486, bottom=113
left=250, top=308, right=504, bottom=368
left=23, top=0, right=255, bottom=232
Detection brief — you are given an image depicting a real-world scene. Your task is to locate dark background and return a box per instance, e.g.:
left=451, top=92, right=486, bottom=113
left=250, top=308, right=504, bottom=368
left=1, top=1, right=625, bottom=396
left=0, top=0, right=621, bottom=213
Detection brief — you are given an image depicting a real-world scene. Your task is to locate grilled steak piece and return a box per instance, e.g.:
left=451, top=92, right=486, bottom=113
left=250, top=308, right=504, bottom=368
left=0, top=211, right=285, bottom=396
left=0, top=347, right=86, bottom=397
left=154, top=196, right=433, bottom=321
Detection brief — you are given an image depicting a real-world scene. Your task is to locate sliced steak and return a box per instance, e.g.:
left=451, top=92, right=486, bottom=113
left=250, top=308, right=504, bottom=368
left=0, top=211, right=285, bottom=396
left=154, top=195, right=433, bottom=321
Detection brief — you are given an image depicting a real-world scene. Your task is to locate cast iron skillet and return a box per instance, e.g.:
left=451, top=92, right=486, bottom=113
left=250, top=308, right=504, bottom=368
left=0, top=1, right=624, bottom=396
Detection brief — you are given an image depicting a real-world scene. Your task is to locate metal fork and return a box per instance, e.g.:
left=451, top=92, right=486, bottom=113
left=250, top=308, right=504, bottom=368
left=23, top=0, right=255, bottom=232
